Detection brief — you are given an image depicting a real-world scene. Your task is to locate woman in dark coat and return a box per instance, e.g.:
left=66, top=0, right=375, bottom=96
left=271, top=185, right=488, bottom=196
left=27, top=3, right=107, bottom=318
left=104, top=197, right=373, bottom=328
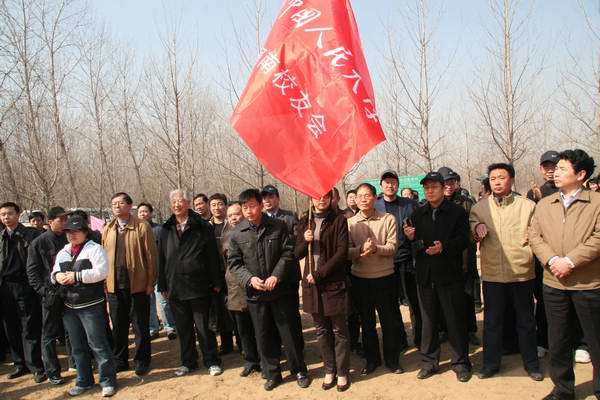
left=295, top=190, right=351, bottom=392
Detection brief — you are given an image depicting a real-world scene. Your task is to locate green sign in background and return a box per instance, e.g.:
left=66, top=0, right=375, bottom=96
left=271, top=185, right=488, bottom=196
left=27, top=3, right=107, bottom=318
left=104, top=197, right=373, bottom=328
left=363, top=175, right=426, bottom=200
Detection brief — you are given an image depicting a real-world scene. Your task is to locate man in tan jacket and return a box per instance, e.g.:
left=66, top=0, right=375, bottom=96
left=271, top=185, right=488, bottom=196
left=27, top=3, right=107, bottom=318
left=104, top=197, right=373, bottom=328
left=529, top=149, right=600, bottom=400
left=102, top=192, right=157, bottom=376
left=470, top=163, right=542, bottom=382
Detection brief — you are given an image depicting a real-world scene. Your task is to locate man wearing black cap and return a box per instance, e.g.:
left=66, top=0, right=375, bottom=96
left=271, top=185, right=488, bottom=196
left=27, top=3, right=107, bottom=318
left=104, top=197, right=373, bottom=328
left=26, top=207, right=69, bottom=385
left=526, top=150, right=559, bottom=359
left=375, top=170, right=416, bottom=349
left=404, top=172, right=472, bottom=382
left=438, top=166, right=480, bottom=346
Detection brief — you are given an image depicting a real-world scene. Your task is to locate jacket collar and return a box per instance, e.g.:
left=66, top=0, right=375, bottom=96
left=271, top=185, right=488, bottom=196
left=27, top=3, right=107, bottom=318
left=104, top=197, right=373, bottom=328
left=164, top=209, right=204, bottom=228
left=238, top=213, right=277, bottom=232
left=491, top=192, right=516, bottom=207
left=549, top=188, right=590, bottom=205
left=420, top=198, right=451, bottom=215
left=1, top=223, right=27, bottom=239
left=355, top=209, right=385, bottom=222
left=107, top=214, right=141, bottom=231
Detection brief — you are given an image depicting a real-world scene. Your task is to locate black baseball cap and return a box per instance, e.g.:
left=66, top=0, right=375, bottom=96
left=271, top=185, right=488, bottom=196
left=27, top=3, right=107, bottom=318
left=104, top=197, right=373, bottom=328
left=261, top=184, right=280, bottom=197
left=420, top=172, right=445, bottom=185
left=380, top=169, right=399, bottom=183
left=47, top=206, right=67, bottom=220
left=64, top=215, right=89, bottom=231
left=437, top=166, right=460, bottom=181
left=540, top=151, right=559, bottom=165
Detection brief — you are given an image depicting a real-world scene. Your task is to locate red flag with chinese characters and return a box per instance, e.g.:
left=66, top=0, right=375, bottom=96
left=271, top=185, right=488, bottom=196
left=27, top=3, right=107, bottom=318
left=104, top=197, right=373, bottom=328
left=230, top=0, right=385, bottom=198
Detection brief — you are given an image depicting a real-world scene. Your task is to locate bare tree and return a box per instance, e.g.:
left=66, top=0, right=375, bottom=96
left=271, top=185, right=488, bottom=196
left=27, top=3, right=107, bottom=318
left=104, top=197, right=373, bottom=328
left=469, top=0, right=544, bottom=164
left=382, top=0, right=446, bottom=173
left=556, top=1, right=600, bottom=157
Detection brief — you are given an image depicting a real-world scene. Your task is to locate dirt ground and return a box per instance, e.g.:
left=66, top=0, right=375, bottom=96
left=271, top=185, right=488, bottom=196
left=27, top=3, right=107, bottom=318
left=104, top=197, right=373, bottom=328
left=0, top=306, right=595, bottom=400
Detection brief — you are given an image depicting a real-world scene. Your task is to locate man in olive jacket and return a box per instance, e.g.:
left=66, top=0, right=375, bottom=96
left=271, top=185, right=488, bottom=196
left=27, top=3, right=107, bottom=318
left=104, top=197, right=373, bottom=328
left=228, top=189, right=309, bottom=391
left=529, top=149, right=600, bottom=400
left=470, top=163, right=541, bottom=381
left=102, top=192, right=157, bottom=375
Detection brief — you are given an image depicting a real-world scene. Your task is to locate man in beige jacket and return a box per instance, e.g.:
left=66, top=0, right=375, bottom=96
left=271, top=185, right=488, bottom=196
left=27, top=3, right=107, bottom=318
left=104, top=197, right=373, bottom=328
left=102, top=192, right=157, bottom=376
left=529, top=149, right=600, bottom=400
left=348, top=183, right=403, bottom=376
left=470, top=163, right=542, bottom=382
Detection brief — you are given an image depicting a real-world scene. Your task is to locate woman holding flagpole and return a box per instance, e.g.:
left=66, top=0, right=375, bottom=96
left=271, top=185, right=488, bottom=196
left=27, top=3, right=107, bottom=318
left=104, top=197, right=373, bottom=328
left=295, top=190, right=352, bottom=392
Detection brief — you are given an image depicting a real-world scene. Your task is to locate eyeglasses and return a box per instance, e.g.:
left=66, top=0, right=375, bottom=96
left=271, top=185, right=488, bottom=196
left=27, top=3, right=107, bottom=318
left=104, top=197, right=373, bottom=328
left=356, top=194, right=374, bottom=200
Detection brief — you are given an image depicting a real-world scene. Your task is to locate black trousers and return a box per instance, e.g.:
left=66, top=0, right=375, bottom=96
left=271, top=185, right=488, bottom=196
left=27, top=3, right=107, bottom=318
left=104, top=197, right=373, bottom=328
left=482, top=280, right=539, bottom=372
left=232, top=310, right=260, bottom=368
left=170, top=296, right=220, bottom=368
left=247, top=295, right=306, bottom=380
left=352, top=274, right=404, bottom=369
left=533, top=260, right=548, bottom=349
left=544, top=285, right=600, bottom=399
left=41, top=299, right=65, bottom=378
left=107, top=289, right=151, bottom=367
left=0, top=281, right=43, bottom=372
left=312, top=313, right=350, bottom=376
left=400, top=269, right=422, bottom=348
left=418, top=280, right=471, bottom=371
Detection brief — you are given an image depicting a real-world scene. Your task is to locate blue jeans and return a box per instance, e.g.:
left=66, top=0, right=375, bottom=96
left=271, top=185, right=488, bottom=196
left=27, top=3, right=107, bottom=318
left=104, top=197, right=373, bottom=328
left=63, top=303, right=116, bottom=388
left=155, top=287, right=176, bottom=332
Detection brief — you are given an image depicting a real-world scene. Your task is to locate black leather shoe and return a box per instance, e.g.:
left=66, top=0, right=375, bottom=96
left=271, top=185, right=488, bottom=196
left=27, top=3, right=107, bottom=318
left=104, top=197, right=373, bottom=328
left=8, top=367, right=29, bottom=379
left=337, top=379, right=351, bottom=392
left=321, top=377, right=337, bottom=391
left=455, top=369, right=472, bottom=382
left=387, top=366, right=404, bottom=374
left=33, top=372, right=47, bottom=383
left=360, top=364, right=378, bottom=376
left=135, top=362, right=150, bottom=376
left=239, top=365, right=261, bottom=377
left=417, top=368, right=437, bottom=380
left=297, top=373, right=310, bottom=388
left=264, top=376, right=282, bottom=391
left=528, top=370, right=544, bottom=381
left=477, top=368, right=499, bottom=379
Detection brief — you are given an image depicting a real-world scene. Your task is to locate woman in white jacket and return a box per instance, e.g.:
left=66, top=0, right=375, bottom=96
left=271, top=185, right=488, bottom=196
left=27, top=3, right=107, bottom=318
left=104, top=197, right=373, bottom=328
left=51, top=214, right=116, bottom=397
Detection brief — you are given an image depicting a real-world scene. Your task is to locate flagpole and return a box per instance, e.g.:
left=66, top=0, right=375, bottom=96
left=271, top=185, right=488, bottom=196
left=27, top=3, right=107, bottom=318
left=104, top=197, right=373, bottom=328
left=307, top=196, right=315, bottom=279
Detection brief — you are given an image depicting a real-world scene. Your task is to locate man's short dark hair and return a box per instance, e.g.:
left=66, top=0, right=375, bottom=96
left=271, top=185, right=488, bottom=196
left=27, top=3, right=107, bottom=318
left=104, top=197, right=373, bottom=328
left=193, top=193, right=209, bottom=203
left=559, top=149, right=596, bottom=181
left=356, top=183, right=377, bottom=196
left=209, top=193, right=228, bottom=204
left=487, top=163, right=516, bottom=178
left=111, top=192, right=133, bottom=205
left=411, top=190, right=419, bottom=200
left=482, top=178, right=492, bottom=193
left=29, top=211, right=45, bottom=222
left=239, top=189, right=262, bottom=204
left=227, top=201, right=241, bottom=209
left=346, top=189, right=357, bottom=197
left=0, top=202, right=20, bottom=214
left=137, top=202, right=154, bottom=213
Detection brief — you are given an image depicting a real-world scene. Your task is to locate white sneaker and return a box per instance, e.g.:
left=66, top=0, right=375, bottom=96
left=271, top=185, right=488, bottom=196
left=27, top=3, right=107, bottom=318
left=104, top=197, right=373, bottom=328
left=68, top=386, right=92, bottom=396
left=537, top=346, right=547, bottom=358
left=575, top=348, right=591, bottom=363
left=101, top=386, right=116, bottom=397
left=208, top=365, right=223, bottom=376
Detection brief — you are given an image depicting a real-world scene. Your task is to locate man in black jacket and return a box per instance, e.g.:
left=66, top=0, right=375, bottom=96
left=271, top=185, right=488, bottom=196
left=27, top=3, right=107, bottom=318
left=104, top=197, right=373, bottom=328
left=0, top=202, right=44, bottom=382
left=404, top=172, right=472, bottom=383
left=26, top=206, right=68, bottom=385
left=229, top=189, right=309, bottom=391
left=157, top=189, right=224, bottom=378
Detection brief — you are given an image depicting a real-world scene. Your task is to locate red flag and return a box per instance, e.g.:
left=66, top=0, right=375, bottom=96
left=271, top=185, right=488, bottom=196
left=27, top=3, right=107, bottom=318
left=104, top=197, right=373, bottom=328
left=230, top=0, right=385, bottom=198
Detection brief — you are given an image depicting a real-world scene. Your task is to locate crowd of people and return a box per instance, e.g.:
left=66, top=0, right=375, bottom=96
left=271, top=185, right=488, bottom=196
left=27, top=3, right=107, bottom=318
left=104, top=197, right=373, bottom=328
left=0, top=148, right=599, bottom=400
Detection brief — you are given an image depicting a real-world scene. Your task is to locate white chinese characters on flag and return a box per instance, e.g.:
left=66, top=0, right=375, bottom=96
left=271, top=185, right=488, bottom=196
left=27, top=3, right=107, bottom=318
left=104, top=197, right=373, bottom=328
left=230, top=0, right=385, bottom=198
